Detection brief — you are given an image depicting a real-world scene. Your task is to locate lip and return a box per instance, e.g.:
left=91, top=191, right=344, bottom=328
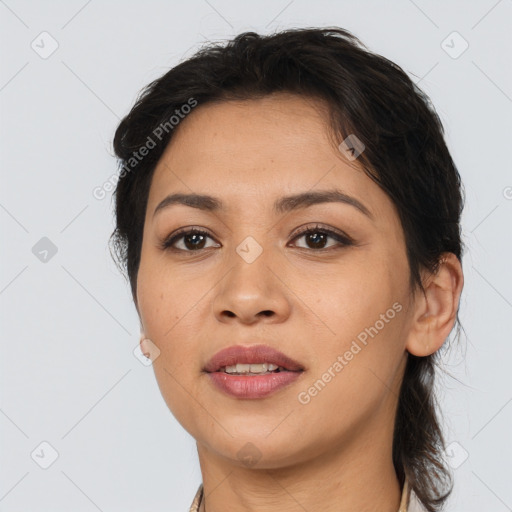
left=204, top=344, right=304, bottom=373
left=203, top=344, right=305, bottom=399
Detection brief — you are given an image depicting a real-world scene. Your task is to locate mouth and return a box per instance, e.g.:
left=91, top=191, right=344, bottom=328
left=203, top=344, right=304, bottom=399
left=216, top=362, right=293, bottom=376
left=203, top=344, right=304, bottom=374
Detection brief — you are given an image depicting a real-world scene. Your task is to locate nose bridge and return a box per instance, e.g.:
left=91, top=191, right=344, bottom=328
left=212, top=232, right=290, bottom=322
left=229, top=232, right=276, bottom=293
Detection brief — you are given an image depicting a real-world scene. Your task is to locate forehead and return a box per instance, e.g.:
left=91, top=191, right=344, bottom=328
left=146, top=94, right=390, bottom=221
left=164, top=93, right=336, bottom=160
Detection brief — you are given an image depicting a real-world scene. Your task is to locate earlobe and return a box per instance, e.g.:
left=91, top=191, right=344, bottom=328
left=140, top=336, right=151, bottom=359
left=405, top=253, right=464, bottom=357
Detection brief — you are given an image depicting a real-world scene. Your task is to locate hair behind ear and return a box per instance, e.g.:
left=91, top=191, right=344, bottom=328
left=393, top=353, right=453, bottom=512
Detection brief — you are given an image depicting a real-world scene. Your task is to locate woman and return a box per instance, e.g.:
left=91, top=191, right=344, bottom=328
left=110, top=27, right=464, bottom=512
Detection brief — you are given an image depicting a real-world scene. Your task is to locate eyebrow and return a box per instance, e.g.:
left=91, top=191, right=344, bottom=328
left=153, top=189, right=373, bottom=220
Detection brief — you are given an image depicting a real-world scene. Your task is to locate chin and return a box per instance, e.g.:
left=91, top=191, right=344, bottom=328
left=196, top=428, right=313, bottom=470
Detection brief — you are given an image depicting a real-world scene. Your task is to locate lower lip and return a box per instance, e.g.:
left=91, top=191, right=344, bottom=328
left=206, top=371, right=303, bottom=399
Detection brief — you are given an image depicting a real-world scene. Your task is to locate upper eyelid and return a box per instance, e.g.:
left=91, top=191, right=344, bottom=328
left=166, top=224, right=347, bottom=240
left=292, top=223, right=353, bottom=240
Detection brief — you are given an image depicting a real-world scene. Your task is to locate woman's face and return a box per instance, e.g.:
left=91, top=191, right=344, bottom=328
left=136, top=93, right=415, bottom=468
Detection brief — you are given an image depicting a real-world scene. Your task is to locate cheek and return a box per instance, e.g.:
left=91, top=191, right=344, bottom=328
left=137, top=262, right=203, bottom=418
left=137, top=255, right=197, bottom=339
left=316, top=262, right=402, bottom=329
left=294, top=276, right=407, bottom=440
left=308, top=250, right=409, bottom=378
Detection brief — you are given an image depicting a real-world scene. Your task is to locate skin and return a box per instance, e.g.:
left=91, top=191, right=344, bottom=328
left=135, top=93, right=464, bottom=512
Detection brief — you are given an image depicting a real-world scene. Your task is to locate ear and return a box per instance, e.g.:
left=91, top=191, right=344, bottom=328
left=140, top=336, right=153, bottom=359
left=139, top=322, right=147, bottom=354
left=405, top=253, right=464, bottom=357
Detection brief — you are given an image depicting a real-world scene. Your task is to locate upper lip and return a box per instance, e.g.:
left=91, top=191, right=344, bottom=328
left=204, top=344, right=304, bottom=372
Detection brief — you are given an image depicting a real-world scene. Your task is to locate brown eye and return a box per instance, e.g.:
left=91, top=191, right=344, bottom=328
left=290, top=224, right=354, bottom=250
left=160, top=224, right=353, bottom=253
left=160, top=228, right=219, bottom=252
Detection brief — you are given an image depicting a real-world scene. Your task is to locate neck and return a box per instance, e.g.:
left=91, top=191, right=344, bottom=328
left=196, top=419, right=402, bottom=512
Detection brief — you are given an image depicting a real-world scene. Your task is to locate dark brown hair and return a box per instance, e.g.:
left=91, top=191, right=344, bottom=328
left=110, top=27, right=464, bottom=511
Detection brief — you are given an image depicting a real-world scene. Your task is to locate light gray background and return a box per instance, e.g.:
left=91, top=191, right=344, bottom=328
left=1, top=1, right=511, bottom=511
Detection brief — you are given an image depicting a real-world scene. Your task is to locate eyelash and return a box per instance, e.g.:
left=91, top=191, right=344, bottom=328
left=159, top=224, right=354, bottom=253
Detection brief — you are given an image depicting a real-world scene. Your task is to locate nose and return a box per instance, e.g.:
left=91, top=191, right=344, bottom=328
left=212, top=247, right=292, bottom=325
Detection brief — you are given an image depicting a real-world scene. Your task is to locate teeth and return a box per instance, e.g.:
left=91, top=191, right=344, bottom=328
left=222, top=363, right=280, bottom=374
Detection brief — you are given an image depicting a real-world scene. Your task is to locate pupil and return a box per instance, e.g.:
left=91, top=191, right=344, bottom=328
left=185, top=233, right=205, bottom=250
left=307, top=232, right=326, bottom=249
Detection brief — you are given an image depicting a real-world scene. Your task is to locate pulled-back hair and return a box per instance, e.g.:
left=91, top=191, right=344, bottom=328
left=110, top=27, right=464, bottom=511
